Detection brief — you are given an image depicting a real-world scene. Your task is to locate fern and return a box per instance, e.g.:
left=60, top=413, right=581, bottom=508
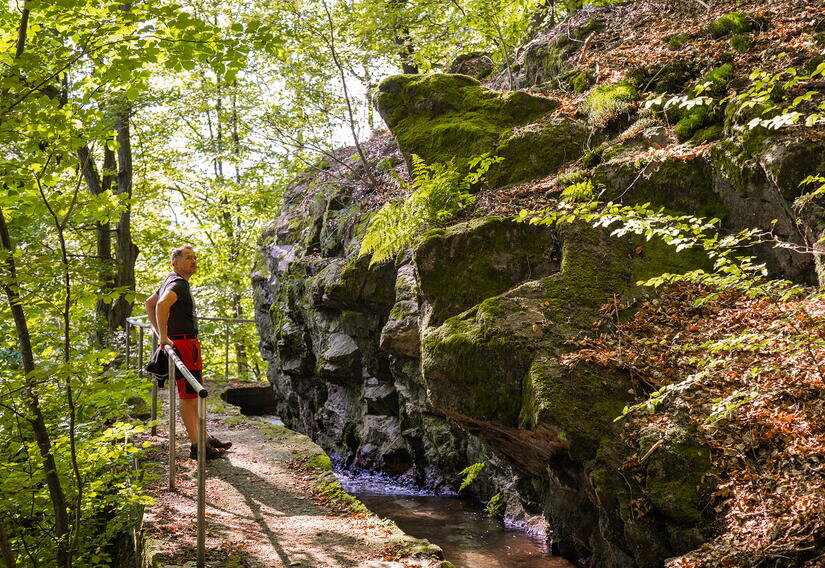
left=485, top=493, right=505, bottom=517
left=360, top=154, right=501, bottom=265
left=458, top=462, right=485, bottom=492
left=560, top=180, right=595, bottom=202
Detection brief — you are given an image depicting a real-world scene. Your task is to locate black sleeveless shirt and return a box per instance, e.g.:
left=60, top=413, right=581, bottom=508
left=158, top=272, right=198, bottom=336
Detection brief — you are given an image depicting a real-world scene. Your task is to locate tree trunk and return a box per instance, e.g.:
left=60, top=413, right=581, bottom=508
left=0, top=519, right=15, bottom=568
left=77, top=144, right=116, bottom=343
left=109, top=107, right=138, bottom=332
left=0, top=209, right=70, bottom=568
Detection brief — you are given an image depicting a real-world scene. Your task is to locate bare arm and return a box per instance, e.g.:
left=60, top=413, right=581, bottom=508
left=145, top=293, right=159, bottom=335
left=153, top=289, right=178, bottom=346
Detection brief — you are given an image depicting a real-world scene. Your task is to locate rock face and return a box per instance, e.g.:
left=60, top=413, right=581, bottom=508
left=253, top=36, right=825, bottom=568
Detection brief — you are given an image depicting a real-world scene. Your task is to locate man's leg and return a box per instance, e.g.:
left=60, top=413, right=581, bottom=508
left=180, top=397, right=199, bottom=443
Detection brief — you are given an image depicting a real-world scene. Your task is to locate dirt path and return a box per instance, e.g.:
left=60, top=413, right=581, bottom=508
left=140, top=384, right=447, bottom=568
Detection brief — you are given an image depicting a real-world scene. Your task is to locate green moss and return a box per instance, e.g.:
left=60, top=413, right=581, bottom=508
left=666, top=33, right=689, bottom=50
left=375, top=74, right=558, bottom=171
left=563, top=69, right=594, bottom=93
left=691, top=124, right=723, bottom=143
left=414, top=217, right=557, bottom=325
left=521, top=356, right=628, bottom=460
left=627, top=62, right=695, bottom=93
left=422, top=306, right=533, bottom=425
left=582, top=82, right=638, bottom=126
left=704, top=64, right=733, bottom=90
left=316, top=479, right=368, bottom=514
left=389, top=302, right=414, bottom=320
left=487, top=117, right=586, bottom=187
left=729, top=33, right=751, bottom=52
left=644, top=424, right=711, bottom=525
left=710, top=12, right=751, bottom=38
left=674, top=107, right=711, bottom=140
left=306, top=454, right=333, bottom=471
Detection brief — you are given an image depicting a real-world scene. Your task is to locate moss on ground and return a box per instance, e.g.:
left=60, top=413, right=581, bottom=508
left=582, top=82, right=638, bottom=126
left=710, top=12, right=751, bottom=38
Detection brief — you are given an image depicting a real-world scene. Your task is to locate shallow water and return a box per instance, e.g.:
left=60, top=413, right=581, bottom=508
left=337, top=470, right=575, bottom=568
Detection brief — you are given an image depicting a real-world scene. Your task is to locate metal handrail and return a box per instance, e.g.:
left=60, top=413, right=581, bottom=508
left=126, top=316, right=209, bottom=568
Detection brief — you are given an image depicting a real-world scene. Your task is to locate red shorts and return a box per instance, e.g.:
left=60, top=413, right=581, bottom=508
left=170, top=337, right=202, bottom=399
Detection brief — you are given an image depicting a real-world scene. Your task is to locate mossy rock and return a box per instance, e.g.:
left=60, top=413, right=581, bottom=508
left=564, top=69, right=595, bottom=93
left=710, top=12, right=751, bottom=38
left=627, top=61, right=697, bottom=94
left=422, top=301, right=535, bottom=426
left=413, top=216, right=560, bottom=326
left=309, top=254, right=396, bottom=311
left=422, top=221, right=706, bottom=434
left=642, top=423, right=711, bottom=527
left=593, top=155, right=728, bottom=221
left=521, top=356, right=629, bottom=460
left=375, top=74, right=558, bottom=170
left=486, top=116, right=587, bottom=187
left=520, top=19, right=604, bottom=87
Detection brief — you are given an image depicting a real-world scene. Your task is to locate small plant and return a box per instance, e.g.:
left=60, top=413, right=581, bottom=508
left=485, top=493, right=505, bottom=517
left=561, top=180, right=595, bottom=202
left=360, top=154, right=501, bottom=265
left=458, top=462, right=485, bottom=492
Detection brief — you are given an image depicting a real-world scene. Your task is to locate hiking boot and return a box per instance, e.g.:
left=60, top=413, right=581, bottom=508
left=190, top=443, right=226, bottom=460
left=208, top=435, right=232, bottom=450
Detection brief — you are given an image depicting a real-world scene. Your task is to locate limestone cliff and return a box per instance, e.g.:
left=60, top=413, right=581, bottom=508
left=253, top=2, right=825, bottom=566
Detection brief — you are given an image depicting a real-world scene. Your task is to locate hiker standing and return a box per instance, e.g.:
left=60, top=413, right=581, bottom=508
left=145, top=245, right=232, bottom=459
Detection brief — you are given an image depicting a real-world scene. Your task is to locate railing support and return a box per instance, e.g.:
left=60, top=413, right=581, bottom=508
left=138, top=326, right=145, bottom=379
left=224, top=322, right=230, bottom=382
left=125, top=325, right=131, bottom=369
left=151, top=334, right=158, bottom=436
left=197, top=394, right=207, bottom=568
left=168, top=362, right=176, bottom=491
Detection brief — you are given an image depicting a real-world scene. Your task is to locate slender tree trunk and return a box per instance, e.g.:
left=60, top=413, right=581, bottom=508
left=36, top=175, right=84, bottom=565
left=321, top=0, right=378, bottom=188
left=0, top=518, right=15, bottom=568
left=0, top=209, right=70, bottom=568
left=390, top=0, right=418, bottom=74
left=230, top=88, right=247, bottom=376
left=77, top=144, right=116, bottom=343
left=110, top=107, right=138, bottom=331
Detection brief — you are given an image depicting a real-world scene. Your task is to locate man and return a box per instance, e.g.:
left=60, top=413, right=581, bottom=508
left=145, top=245, right=231, bottom=459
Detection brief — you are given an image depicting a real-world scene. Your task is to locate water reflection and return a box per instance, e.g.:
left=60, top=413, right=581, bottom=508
left=337, top=470, right=575, bottom=568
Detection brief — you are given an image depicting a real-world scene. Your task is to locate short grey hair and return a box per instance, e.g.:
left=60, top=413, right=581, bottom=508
left=171, top=245, right=194, bottom=264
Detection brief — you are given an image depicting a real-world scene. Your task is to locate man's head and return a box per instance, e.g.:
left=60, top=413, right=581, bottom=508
left=171, top=245, right=197, bottom=279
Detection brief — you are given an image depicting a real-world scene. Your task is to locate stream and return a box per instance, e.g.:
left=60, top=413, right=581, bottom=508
left=240, top=399, right=576, bottom=568
left=336, top=470, right=576, bottom=568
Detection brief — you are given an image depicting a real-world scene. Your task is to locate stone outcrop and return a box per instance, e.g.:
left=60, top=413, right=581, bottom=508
left=253, top=15, right=825, bottom=568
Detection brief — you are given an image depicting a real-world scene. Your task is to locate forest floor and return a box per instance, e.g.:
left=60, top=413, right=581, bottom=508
left=138, top=383, right=445, bottom=568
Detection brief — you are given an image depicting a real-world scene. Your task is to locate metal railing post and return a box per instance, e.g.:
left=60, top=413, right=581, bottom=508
left=168, top=361, right=176, bottom=491
left=125, top=323, right=131, bottom=369
left=151, top=334, right=158, bottom=436
left=197, top=394, right=207, bottom=568
left=224, top=322, right=230, bottom=382
left=138, top=326, right=145, bottom=377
